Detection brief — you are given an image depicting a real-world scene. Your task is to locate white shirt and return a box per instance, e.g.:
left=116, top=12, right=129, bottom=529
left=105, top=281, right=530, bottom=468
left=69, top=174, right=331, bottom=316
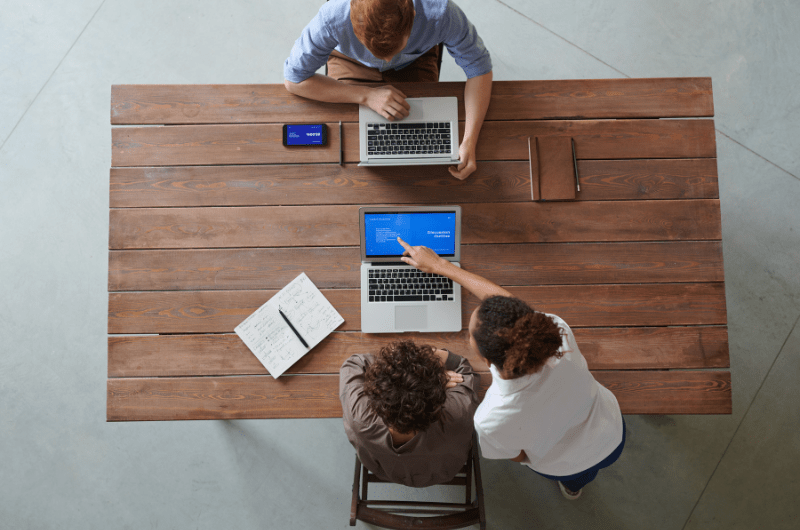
left=473, top=314, right=623, bottom=476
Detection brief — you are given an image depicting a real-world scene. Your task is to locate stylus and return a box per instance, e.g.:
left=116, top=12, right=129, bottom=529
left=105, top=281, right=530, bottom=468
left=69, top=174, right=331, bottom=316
left=571, top=138, right=580, bottom=192
left=279, top=308, right=309, bottom=349
left=339, top=121, right=343, bottom=166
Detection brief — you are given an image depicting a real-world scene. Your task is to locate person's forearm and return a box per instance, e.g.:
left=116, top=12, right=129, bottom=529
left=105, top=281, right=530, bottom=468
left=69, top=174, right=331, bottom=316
left=461, top=71, right=493, bottom=149
left=431, top=259, right=511, bottom=301
left=284, top=74, right=372, bottom=105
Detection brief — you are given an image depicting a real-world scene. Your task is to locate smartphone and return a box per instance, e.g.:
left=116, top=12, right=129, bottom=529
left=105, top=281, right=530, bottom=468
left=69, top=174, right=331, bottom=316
left=283, top=123, right=327, bottom=146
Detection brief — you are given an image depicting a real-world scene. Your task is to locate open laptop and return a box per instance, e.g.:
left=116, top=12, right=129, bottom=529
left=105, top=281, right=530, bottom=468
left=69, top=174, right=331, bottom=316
left=358, top=97, right=461, bottom=167
left=360, top=206, right=462, bottom=333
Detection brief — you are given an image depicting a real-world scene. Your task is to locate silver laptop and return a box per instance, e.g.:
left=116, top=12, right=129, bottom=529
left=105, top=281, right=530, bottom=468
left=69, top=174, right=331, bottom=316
left=358, top=97, right=461, bottom=167
left=360, top=206, right=462, bottom=333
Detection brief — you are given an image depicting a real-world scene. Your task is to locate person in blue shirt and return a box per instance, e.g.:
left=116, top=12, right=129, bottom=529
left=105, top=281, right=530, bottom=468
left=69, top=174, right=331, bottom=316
left=284, top=0, right=493, bottom=180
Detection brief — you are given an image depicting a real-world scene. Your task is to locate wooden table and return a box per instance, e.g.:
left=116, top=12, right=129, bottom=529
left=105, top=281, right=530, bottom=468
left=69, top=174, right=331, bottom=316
left=107, top=78, right=731, bottom=421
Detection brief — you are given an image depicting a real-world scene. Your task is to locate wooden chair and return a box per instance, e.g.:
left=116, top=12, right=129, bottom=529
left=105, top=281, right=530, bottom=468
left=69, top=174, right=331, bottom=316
left=349, top=433, right=486, bottom=529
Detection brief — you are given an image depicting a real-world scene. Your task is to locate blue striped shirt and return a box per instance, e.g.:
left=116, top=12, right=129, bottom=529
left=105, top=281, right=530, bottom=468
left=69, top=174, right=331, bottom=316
left=284, top=0, right=492, bottom=83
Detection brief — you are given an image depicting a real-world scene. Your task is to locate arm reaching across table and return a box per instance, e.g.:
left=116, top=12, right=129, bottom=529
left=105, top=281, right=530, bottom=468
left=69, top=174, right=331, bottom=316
left=397, top=236, right=511, bottom=301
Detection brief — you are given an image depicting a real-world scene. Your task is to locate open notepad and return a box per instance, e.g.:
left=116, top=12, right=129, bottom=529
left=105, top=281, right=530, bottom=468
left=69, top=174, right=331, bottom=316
left=235, top=273, right=344, bottom=378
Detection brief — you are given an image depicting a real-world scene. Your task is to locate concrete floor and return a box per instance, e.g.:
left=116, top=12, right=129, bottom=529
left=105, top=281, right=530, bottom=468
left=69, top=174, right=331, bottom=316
left=1, top=1, right=798, bottom=528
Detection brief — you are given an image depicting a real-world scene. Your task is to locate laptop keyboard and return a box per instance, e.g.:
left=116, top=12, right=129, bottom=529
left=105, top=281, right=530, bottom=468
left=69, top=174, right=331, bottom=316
left=368, top=268, right=455, bottom=302
left=367, top=122, right=452, bottom=156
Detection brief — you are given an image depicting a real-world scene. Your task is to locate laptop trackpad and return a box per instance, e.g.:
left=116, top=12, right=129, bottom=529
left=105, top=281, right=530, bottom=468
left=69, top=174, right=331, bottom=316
left=395, top=306, right=428, bottom=331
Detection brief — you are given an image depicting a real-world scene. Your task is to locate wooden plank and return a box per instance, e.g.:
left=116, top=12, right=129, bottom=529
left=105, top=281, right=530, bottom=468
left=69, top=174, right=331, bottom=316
left=108, top=241, right=724, bottom=291
left=112, top=123, right=341, bottom=167
left=464, top=200, right=721, bottom=245
left=594, top=371, right=731, bottom=415
left=111, top=119, right=716, bottom=167
left=109, top=200, right=722, bottom=249
left=106, top=369, right=731, bottom=420
left=576, top=326, right=729, bottom=370
left=485, top=78, right=714, bottom=120
left=109, top=205, right=361, bottom=250
left=109, top=162, right=532, bottom=207
left=110, top=78, right=713, bottom=125
left=107, top=375, right=346, bottom=421
left=107, top=326, right=729, bottom=378
left=576, top=159, right=719, bottom=200
left=107, top=283, right=727, bottom=334
left=109, top=158, right=718, bottom=208
left=475, top=120, right=716, bottom=163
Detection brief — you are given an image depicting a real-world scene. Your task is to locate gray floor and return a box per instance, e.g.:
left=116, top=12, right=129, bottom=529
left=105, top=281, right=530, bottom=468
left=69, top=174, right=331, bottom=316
left=1, top=0, right=798, bottom=528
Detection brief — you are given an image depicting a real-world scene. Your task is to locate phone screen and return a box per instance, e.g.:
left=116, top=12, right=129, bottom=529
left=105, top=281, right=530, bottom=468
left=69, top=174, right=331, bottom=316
left=284, top=124, right=326, bottom=146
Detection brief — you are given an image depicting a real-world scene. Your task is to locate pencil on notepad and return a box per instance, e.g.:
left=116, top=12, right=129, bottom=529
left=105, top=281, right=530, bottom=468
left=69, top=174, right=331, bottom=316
left=278, top=308, right=309, bottom=349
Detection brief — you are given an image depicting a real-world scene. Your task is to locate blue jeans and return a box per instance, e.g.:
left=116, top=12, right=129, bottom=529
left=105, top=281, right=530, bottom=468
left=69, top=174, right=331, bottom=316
left=532, top=417, right=627, bottom=492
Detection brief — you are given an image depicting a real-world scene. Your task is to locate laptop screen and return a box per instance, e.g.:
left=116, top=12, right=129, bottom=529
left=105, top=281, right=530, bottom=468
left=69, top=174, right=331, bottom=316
left=364, top=211, right=457, bottom=258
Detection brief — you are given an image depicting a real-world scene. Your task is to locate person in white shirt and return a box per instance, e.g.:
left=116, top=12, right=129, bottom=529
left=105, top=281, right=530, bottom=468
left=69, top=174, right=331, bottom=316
left=397, top=236, right=626, bottom=500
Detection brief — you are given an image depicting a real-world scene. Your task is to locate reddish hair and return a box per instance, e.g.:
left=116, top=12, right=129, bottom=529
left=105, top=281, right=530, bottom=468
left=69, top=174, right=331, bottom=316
left=350, top=0, right=415, bottom=58
left=473, top=296, right=564, bottom=377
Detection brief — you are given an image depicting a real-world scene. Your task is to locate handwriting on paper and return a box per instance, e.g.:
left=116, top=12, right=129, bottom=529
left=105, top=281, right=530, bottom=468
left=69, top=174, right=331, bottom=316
left=235, top=273, right=344, bottom=378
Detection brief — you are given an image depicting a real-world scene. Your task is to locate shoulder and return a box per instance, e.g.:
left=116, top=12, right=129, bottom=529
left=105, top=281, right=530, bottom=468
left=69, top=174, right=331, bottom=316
left=416, top=0, right=449, bottom=20
left=341, top=353, right=374, bottom=370
left=316, top=0, right=353, bottom=31
left=544, top=312, right=571, bottom=332
left=339, top=354, right=375, bottom=394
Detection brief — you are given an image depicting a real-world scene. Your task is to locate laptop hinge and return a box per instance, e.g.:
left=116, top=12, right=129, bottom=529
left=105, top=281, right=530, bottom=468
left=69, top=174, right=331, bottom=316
left=367, top=261, right=407, bottom=266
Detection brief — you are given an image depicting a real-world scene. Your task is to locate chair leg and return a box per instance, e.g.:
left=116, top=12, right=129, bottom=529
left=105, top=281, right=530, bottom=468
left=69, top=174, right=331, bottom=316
left=465, top=446, right=473, bottom=504
left=350, top=456, right=361, bottom=526
left=361, top=461, right=370, bottom=501
left=472, top=434, right=487, bottom=530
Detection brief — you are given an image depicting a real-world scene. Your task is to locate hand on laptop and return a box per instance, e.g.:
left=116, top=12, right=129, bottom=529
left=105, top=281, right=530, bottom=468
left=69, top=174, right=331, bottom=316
left=449, top=139, right=477, bottom=180
left=397, top=237, right=448, bottom=274
left=366, top=85, right=411, bottom=121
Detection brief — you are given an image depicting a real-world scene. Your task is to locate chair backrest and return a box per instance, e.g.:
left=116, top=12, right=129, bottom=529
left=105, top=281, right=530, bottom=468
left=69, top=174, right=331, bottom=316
left=349, top=432, right=486, bottom=530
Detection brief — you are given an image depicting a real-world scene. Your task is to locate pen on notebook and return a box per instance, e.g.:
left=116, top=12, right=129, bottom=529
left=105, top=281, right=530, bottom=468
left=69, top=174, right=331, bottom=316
left=571, top=137, right=580, bottom=192
left=339, top=121, right=343, bottom=166
left=279, top=308, right=309, bottom=349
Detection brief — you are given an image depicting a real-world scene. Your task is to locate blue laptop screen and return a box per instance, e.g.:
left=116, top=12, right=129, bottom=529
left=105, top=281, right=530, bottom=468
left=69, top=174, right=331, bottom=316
left=364, top=211, right=457, bottom=257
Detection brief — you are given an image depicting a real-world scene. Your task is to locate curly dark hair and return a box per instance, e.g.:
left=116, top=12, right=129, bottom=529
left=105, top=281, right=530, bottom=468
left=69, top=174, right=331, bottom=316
left=473, top=296, right=564, bottom=377
left=363, top=340, right=448, bottom=434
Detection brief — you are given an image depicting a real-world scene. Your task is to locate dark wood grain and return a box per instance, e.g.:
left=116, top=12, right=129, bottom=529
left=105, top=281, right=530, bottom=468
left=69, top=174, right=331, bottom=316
left=106, top=369, right=731, bottom=421
left=473, top=120, right=716, bottom=163
left=108, top=241, right=724, bottom=291
left=110, top=78, right=713, bottom=125
left=464, top=200, right=721, bottom=245
left=111, top=119, right=716, bottom=167
left=108, top=205, right=361, bottom=250
left=107, top=326, right=729, bottom=378
left=108, top=283, right=726, bottom=334
left=108, top=159, right=717, bottom=208
left=594, top=371, right=732, bottom=414
left=575, top=159, right=719, bottom=200
left=107, top=375, right=346, bottom=421
left=107, top=79, right=729, bottom=420
left=109, top=247, right=362, bottom=291
left=109, top=162, right=532, bottom=207
left=112, top=123, right=342, bottom=167
left=109, top=200, right=722, bottom=249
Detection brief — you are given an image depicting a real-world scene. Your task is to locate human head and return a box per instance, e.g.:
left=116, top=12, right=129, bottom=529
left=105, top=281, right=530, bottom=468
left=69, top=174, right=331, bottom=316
left=350, top=0, right=415, bottom=60
left=363, top=340, right=448, bottom=434
left=468, top=296, right=564, bottom=377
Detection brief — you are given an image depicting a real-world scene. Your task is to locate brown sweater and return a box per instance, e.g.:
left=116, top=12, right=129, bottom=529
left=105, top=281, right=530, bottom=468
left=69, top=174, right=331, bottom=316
left=339, top=352, right=480, bottom=488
